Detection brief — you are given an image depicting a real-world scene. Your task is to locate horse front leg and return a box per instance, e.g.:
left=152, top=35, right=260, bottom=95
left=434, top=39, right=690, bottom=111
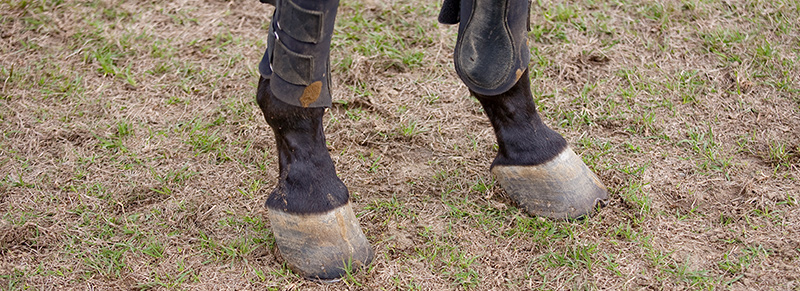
left=441, top=0, right=608, bottom=219
left=256, top=0, right=372, bottom=281
left=475, top=71, right=608, bottom=219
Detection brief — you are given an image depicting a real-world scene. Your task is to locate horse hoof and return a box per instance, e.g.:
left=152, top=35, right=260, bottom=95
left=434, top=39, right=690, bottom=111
left=492, top=147, right=608, bottom=220
left=268, top=203, right=374, bottom=281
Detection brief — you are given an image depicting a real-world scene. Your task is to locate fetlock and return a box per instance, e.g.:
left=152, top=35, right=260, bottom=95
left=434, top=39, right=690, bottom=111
left=474, top=71, right=609, bottom=220
left=474, top=71, right=567, bottom=167
left=256, top=77, right=348, bottom=214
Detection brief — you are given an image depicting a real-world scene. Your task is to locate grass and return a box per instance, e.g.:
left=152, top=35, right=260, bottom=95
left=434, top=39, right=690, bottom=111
left=1, top=0, right=799, bottom=290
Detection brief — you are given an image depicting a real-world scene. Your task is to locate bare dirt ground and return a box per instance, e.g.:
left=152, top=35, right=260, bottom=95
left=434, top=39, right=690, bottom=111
left=1, top=0, right=798, bottom=290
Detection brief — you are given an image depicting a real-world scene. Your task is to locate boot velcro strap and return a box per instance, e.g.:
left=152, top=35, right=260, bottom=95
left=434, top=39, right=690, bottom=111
left=278, top=0, right=323, bottom=44
left=272, top=38, right=314, bottom=86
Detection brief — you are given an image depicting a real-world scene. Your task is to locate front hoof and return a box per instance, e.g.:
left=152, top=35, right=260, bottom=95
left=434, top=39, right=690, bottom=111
left=492, top=147, right=608, bottom=220
left=268, top=203, right=374, bottom=281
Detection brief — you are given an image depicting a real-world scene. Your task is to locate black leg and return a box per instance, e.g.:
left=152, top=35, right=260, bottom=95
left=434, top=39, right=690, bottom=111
left=441, top=0, right=608, bottom=219
left=476, top=70, right=608, bottom=219
left=473, top=71, right=567, bottom=167
left=256, top=77, right=349, bottom=214
left=255, top=0, right=373, bottom=280
left=257, top=77, right=373, bottom=281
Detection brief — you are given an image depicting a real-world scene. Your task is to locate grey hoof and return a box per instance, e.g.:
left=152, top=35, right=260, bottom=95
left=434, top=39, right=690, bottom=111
left=492, top=147, right=608, bottom=220
left=268, top=203, right=374, bottom=281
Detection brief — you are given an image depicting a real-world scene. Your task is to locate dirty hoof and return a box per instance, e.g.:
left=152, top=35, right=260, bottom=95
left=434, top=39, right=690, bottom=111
left=268, top=203, right=374, bottom=281
left=492, top=147, right=608, bottom=220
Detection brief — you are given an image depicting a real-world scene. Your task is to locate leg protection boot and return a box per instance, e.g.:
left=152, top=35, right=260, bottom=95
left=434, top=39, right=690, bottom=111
left=439, top=0, right=531, bottom=95
left=257, top=0, right=373, bottom=280
left=259, top=0, right=338, bottom=108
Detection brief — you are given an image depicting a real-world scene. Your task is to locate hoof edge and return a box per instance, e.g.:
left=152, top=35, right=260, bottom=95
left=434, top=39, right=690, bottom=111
left=268, top=203, right=374, bottom=281
left=492, top=147, right=608, bottom=220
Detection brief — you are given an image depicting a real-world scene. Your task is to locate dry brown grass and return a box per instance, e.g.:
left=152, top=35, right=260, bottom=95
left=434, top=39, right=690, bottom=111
left=1, top=0, right=799, bottom=290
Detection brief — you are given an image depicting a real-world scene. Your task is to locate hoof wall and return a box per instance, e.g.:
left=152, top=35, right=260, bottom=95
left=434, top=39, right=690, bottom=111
left=492, top=147, right=608, bottom=220
left=268, top=203, right=374, bottom=281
